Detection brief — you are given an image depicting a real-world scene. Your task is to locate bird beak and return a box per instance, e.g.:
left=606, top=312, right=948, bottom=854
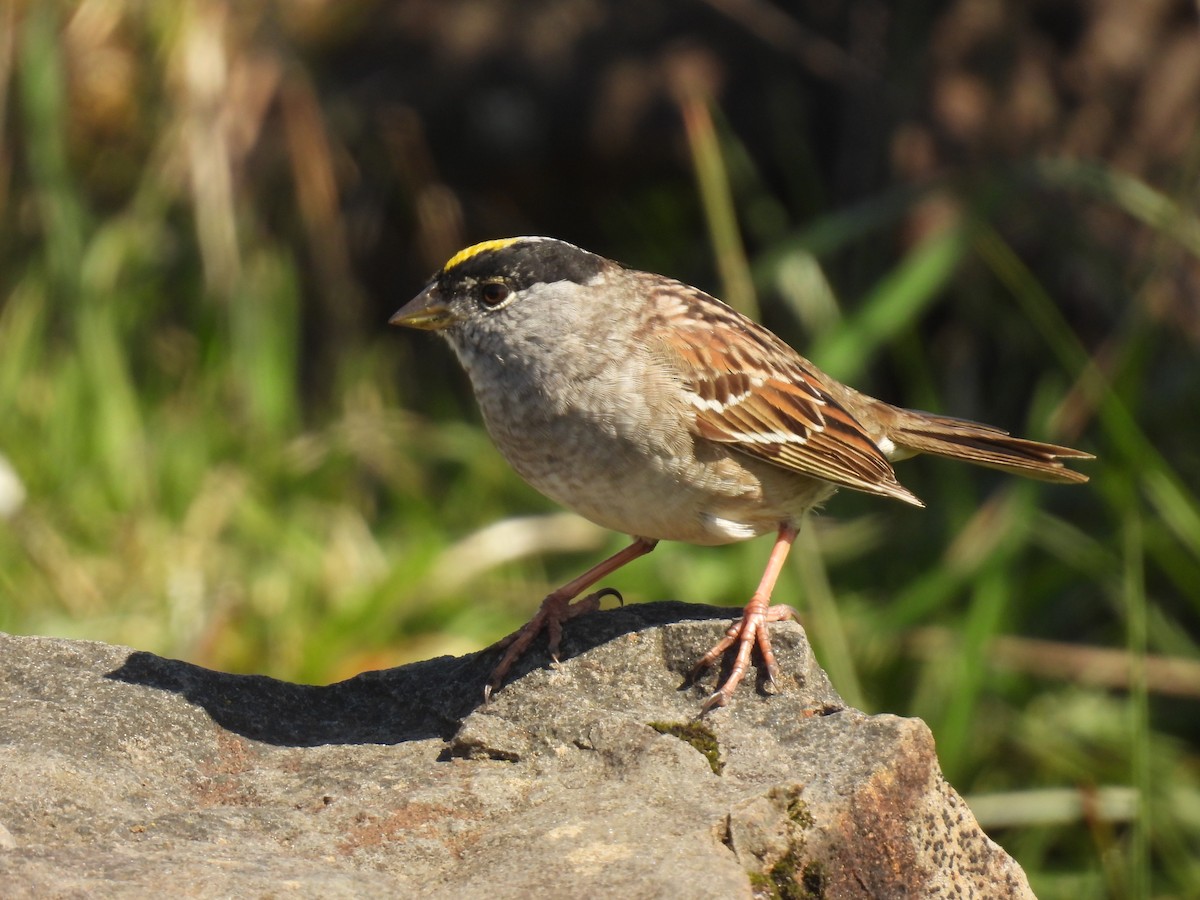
left=389, top=284, right=457, bottom=330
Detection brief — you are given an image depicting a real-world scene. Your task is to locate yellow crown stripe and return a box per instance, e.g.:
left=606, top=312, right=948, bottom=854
left=442, top=237, right=527, bottom=273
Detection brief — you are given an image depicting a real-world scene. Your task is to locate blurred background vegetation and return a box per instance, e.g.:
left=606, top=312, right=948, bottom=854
left=1, top=0, right=1198, bottom=895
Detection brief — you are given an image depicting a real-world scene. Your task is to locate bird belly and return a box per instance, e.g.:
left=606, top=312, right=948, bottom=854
left=482, top=410, right=832, bottom=545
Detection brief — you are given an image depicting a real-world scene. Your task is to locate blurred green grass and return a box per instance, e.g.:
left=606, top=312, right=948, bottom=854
left=2, top=4, right=1199, bottom=897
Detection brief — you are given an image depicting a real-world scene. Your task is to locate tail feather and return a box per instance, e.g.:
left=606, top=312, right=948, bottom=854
left=889, top=409, right=1093, bottom=484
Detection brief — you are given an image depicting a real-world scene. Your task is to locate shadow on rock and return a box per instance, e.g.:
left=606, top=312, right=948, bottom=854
left=104, top=600, right=735, bottom=747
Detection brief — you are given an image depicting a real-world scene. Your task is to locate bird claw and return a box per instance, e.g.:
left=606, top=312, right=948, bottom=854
left=699, top=688, right=730, bottom=716
left=588, top=586, right=624, bottom=607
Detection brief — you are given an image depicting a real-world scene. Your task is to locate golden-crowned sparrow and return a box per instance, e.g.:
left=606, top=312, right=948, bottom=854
left=391, top=236, right=1092, bottom=710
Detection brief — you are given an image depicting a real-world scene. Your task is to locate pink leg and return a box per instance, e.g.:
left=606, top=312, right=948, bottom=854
left=693, top=522, right=799, bottom=712
left=485, top=537, right=658, bottom=699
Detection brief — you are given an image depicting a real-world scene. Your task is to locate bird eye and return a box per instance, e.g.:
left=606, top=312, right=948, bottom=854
left=479, top=282, right=510, bottom=307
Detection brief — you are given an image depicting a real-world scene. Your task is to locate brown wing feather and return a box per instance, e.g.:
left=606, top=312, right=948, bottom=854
left=649, top=283, right=924, bottom=507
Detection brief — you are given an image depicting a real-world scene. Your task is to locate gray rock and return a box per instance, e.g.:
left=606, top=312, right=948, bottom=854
left=0, top=603, right=1034, bottom=898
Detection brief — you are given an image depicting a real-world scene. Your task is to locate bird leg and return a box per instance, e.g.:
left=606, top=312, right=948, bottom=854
left=485, top=537, right=658, bottom=700
left=694, top=522, right=800, bottom=713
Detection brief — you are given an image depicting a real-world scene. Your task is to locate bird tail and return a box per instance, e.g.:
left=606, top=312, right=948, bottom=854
left=887, top=408, right=1093, bottom=484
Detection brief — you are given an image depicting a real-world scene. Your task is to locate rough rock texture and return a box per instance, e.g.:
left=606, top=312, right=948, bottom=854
left=0, top=603, right=1033, bottom=898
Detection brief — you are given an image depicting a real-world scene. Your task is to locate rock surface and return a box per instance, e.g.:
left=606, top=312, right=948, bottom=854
left=0, top=603, right=1033, bottom=898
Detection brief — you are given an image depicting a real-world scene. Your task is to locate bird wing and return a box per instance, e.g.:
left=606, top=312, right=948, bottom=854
left=647, top=282, right=923, bottom=507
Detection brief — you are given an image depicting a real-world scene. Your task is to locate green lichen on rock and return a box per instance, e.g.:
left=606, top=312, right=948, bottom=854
left=747, top=870, right=771, bottom=893
left=647, top=720, right=723, bottom=774
left=749, top=850, right=824, bottom=900
left=744, top=786, right=822, bottom=899
left=746, top=849, right=809, bottom=900
left=783, top=789, right=813, bottom=831
left=769, top=848, right=802, bottom=898
left=800, top=861, right=827, bottom=897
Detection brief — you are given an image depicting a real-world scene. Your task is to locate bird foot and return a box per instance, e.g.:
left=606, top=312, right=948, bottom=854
left=484, top=586, right=623, bottom=701
left=693, top=602, right=798, bottom=714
